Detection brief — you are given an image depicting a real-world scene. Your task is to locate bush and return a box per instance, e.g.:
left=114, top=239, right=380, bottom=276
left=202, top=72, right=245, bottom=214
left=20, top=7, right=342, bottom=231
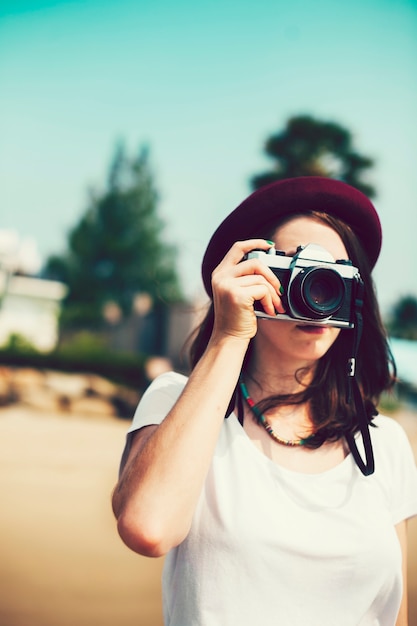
left=378, top=390, right=401, bottom=415
left=0, top=334, right=147, bottom=390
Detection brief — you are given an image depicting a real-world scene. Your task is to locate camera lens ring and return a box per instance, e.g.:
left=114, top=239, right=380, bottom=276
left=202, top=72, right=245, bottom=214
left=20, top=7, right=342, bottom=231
left=288, top=266, right=346, bottom=319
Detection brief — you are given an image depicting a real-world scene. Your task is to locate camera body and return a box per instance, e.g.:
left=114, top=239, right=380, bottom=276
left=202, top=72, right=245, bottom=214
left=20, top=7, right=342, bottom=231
left=246, top=243, right=363, bottom=328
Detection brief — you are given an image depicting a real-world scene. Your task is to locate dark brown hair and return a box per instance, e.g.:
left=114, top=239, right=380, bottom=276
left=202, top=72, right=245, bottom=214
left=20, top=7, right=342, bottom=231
left=189, top=211, right=396, bottom=446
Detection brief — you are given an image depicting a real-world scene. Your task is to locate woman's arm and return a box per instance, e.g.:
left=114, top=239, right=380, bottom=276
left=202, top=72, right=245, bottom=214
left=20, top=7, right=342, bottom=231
left=112, top=239, right=284, bottom=558
left=395, top=520, right=408, bottom=626
left=113, top=334, right=249, bottom=557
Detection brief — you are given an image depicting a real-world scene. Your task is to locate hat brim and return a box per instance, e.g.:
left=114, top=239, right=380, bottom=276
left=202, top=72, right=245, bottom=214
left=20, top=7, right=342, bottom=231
left=202, top=176, right=381, bottom=297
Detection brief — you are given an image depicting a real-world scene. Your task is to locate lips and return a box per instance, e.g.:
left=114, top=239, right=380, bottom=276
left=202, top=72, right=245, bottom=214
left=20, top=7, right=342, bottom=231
left=297, top=324, right=327, bottom=334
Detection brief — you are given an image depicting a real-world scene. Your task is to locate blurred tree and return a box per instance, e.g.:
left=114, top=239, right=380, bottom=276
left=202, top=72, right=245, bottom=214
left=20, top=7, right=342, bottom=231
left=45, top=142, right=183, bottom=330
left=251, top=115, right=375, bottom=197
left=386, top=295, right=417, bottom=340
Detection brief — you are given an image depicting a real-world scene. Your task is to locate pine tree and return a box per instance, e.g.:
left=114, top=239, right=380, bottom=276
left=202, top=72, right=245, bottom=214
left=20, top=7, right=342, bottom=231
left=251, top=115, right=375, bottom=197
left=387, top=295, right=417, bottom=340
left=46, top=143, right=182, bottom=330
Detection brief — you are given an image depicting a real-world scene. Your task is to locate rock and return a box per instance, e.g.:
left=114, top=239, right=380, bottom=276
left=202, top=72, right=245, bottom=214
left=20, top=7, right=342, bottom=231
left=0, top=366, right=141, bottom=419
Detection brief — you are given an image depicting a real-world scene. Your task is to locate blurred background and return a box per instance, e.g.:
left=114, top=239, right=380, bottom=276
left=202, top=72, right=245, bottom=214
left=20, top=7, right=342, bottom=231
left=1, top=0, right=417, bottom=624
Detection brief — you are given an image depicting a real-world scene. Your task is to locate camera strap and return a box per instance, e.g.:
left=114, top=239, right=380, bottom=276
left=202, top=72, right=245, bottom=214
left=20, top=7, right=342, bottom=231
left=345, top=280, right=375, bottom=476
left=346, top=376, right=375, bottom=476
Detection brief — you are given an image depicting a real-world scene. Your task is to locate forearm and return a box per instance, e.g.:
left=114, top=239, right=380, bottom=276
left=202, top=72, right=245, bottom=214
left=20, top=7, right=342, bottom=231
left=395, top=520, right=408, bottom=626
left=113, top=334, right=249, bottom=556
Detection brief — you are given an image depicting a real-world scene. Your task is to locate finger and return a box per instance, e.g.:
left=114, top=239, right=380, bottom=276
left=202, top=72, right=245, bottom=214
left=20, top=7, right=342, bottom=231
left=213, top=240, right=278, bottom=295
left=230, top=274, right=285, bottom=314
left=250, top=284, right=278, bottom=317
left=218, top=239, right=275, bottom=267
left=213, top=254, right=285, bottom=314
left=235, top=258, right=284, bottom=309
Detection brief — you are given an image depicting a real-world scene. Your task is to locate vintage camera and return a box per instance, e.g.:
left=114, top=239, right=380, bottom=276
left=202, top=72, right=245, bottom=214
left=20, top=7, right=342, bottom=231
left=246, top=243, right=363, bottom=328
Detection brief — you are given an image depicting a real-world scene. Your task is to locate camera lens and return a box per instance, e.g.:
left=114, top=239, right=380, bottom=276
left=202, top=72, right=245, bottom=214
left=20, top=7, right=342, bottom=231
left=290, top=267, right=345, bottom=319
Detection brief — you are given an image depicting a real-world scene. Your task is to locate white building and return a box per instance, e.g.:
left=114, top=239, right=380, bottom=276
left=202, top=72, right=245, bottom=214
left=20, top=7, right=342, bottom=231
left=0, top=272, right=67, bottom=352
left=0, top=230, right=67, bottom=352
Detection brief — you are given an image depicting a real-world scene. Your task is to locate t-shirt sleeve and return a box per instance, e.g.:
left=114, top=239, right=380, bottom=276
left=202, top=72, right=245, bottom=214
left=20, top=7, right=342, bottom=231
left=383, top=418, right=417, bottom=524
left=128, top=370, right=188, bottom=433
left=118, top=371, right=187, bottom=476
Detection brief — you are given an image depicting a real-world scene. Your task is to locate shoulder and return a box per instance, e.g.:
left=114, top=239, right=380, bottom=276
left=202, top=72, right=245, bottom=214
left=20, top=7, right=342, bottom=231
left=371, top=414, right=412, bottom=447
left=143, top=370, right=188, bottom=394
left=129, top=371, right=188, bottom=432
left=369, top=413, right=415, bottom=463
left=370, top=413, right=416, bottom=483
left=371, top=413, right=417, bottom=522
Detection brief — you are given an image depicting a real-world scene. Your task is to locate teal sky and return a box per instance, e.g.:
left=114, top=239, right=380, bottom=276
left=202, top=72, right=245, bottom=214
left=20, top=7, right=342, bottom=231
left=1, top=0, right=416, bottom=312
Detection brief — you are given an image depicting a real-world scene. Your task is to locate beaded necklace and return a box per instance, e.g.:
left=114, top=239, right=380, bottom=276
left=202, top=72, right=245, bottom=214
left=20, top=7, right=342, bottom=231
left=239, top=378, right=316, bottom=447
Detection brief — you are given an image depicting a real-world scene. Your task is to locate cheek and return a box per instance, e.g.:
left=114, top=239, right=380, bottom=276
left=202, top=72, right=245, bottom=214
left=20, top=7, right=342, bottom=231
left=324, top=328, right=342, bottom=353
left=329, top=328, right=341, bottom=343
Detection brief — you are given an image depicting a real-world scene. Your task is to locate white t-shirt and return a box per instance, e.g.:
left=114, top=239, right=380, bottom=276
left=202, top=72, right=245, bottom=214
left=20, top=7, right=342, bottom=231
left=125, top=371, right=417, bottom=626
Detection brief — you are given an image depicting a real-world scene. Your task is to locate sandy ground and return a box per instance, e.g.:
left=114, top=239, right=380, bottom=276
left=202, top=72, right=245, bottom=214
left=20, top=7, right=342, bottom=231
left=0, top=405, right=416, bottom=626
left=0, top=406, right=164, bottom=626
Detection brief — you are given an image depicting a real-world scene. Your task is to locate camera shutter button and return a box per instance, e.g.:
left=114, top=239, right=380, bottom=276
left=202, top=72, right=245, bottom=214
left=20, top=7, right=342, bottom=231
left=336, top=259, right=353, bottom=266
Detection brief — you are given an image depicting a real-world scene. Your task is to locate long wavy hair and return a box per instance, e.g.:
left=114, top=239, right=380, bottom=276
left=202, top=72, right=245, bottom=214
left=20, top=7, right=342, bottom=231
left=189, top=211, right=396, bottom=447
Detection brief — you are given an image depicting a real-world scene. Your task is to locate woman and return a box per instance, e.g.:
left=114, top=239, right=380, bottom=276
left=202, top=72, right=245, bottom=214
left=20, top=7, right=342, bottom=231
left=112, top=177, right=417, bottom=626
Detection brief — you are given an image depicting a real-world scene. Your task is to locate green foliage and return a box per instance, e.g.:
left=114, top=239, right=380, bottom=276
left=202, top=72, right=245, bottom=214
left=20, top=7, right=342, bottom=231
left=377, top=390, right=401, bottom=415
left=3, top=333, right=39, bottom=353
left=386, top=295, right=417, bottom=340
left=0, top=333, right=147, bottom=390
left=45, top=142, right=183, bottom=330
left=251, top=115, right=375, bottom=197
left=58, top=330, right=109, bottom=356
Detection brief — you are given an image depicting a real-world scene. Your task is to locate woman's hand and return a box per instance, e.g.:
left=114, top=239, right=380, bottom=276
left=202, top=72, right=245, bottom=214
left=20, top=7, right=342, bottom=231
left=210, top=239, right=285, bottom=341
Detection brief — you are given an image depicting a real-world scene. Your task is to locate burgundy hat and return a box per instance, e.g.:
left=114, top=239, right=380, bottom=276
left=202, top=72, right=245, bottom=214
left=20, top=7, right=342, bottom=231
left=202, top=176, right=382, bottom=297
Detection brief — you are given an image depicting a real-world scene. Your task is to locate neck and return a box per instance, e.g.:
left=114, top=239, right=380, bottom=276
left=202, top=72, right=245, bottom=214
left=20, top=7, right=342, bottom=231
left=245, top=354, right=316, bottom=397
